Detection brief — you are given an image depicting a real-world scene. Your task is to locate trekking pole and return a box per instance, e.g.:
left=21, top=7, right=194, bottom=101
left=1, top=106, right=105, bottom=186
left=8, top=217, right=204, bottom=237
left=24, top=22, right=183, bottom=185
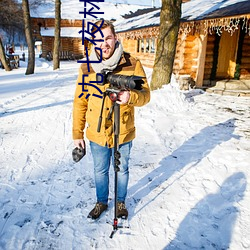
left=110, top=101, right=121, bottom=238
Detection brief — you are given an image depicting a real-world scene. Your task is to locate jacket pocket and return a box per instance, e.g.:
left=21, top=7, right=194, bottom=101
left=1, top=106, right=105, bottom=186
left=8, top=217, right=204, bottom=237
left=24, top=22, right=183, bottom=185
left=120, top=106, right=135, bottom=134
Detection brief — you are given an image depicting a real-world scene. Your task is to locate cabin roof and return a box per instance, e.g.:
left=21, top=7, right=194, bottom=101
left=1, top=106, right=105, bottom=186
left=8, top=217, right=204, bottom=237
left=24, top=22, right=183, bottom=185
left=30, top=1, right=151, bottom=21
left=115, top=0, right=250, bottom=33
left=182, top=0, right=250, bottom=21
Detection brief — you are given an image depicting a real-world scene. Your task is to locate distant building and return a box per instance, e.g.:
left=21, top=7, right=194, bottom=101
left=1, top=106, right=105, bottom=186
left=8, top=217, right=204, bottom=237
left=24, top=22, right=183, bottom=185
left=31, top=18, right=85, bottom=60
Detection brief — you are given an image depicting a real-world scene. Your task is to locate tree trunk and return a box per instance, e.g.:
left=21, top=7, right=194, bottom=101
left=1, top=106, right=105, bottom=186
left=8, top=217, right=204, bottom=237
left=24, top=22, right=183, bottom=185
left=151, top=0, right=182, bottom=90
left=53, top=0, right=61, bottom=70
left=22, top=0, right=35, bottom=75
left=0, top=37, right=11, bottom=71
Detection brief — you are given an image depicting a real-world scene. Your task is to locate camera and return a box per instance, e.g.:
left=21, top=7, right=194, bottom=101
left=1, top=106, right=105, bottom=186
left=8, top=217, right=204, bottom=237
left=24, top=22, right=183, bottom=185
left=96, top=69, right=144, bottom=90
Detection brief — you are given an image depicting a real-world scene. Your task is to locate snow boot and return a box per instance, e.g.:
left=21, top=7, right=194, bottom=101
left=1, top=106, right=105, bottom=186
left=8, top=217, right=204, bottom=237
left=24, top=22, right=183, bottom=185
left=117, top=202, right=128, bottom=219
left=87, top=202, right=108, bottom=220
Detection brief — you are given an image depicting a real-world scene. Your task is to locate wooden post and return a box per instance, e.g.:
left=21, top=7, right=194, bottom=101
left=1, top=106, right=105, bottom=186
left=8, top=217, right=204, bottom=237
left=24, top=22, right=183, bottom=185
left=139, top=39, right=142, bottom=53
left=195, top=32, right=207, bottom=88
left=144, top=38, right=146, bottom=54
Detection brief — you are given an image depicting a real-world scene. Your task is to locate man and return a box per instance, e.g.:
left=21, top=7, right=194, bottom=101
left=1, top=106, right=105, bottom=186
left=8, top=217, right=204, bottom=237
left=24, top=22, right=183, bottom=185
left=72, top=20, right=150, bottom=220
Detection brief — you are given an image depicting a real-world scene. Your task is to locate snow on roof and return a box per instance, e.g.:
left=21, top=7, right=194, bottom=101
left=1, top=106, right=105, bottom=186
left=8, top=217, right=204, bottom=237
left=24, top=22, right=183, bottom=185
left=40, top=27, right=82, bottom=38
left=114, top=0, right=250, bottom=33
left=114, top=8, right=160, bottom=33
left=30, top=0, right=150, bottom=20
left=182, top=0, right=250, bottom=21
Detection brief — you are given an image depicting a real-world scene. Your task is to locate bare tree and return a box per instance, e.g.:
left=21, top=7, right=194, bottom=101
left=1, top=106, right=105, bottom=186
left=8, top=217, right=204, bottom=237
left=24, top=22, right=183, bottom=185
left=0, top=0, right=23, bottom=71
left=0, top=0, right=24, bottom=35
left=29, top=0, right=47, bottom=8
left=151, top=0, right=182, bottom=90
left=0, top=37, right=11, bottom=71
left=53, top=0, right=61, bottom=70
left=22, top=0, right=35, bottom=75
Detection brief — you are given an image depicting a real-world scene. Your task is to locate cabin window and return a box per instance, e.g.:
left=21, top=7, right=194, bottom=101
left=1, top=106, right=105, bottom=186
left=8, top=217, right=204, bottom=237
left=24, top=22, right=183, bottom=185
left=137, top=38, right=156, bottom=54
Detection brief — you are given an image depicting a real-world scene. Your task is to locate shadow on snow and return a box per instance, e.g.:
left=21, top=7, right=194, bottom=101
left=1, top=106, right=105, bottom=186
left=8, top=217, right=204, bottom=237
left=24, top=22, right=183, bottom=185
left=128, top=118, right=239, bottom=213
left=164, top=172, right=247, bottom=249
left=0, top=100, right=72, bottom=117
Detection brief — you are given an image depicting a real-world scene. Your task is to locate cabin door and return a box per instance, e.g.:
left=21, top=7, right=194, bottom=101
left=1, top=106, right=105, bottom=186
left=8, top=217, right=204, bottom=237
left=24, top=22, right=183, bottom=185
left=216, top=30, right=239, bottom=79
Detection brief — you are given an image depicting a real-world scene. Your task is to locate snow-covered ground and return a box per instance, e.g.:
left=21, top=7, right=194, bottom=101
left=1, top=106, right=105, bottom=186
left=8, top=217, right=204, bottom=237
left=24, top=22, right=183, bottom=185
left=0, top=49, right=250, bottom=250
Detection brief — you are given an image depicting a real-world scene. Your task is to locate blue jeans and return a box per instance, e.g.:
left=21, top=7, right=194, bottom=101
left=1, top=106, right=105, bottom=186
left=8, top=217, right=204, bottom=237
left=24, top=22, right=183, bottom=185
left=90, top=141, right=132, bottom=205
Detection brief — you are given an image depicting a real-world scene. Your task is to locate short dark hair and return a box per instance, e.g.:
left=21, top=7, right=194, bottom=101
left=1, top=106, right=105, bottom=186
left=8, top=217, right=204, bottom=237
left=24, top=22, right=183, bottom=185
left=92, top=20, right=116, bottom=37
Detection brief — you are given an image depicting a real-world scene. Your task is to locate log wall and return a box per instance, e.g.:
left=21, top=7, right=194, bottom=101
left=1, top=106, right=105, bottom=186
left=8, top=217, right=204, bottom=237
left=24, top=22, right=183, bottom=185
left=172, top=33, right=199, bottom=83
left=173, top=34, right=185, bottom=74
left=41, top=37, right=85, bottom=59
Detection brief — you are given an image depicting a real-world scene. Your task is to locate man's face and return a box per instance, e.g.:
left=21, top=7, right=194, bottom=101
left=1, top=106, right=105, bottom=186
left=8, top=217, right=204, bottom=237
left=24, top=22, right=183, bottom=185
left=94, top=27, right=117, bottom=60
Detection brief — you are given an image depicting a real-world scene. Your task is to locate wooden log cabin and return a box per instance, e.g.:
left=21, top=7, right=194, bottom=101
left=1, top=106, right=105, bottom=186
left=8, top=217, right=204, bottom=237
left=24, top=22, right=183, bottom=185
left=115, top=0, right=250, bottom=89
left=31, top=18, right=85, bottom=60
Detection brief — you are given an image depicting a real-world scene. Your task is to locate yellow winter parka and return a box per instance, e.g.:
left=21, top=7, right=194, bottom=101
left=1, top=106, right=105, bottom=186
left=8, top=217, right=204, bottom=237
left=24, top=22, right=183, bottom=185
left=72, top=52, right=150, bottom=148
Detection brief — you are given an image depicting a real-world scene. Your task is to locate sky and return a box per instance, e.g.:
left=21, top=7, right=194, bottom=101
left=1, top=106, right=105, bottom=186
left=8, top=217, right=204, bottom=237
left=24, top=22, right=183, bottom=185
left=0, top=48, right=249, bottom=249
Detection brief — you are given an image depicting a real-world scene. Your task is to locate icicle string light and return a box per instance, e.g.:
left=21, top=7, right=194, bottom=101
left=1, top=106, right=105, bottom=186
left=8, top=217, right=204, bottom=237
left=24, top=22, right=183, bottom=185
left=179, top=16, right=250, bottom=36
left=117, top=16, right=250, bottom=40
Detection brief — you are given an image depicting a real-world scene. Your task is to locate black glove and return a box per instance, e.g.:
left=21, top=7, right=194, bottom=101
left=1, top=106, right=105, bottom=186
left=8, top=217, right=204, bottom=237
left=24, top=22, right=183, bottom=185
left=72, top=146, right=86, bottom=162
